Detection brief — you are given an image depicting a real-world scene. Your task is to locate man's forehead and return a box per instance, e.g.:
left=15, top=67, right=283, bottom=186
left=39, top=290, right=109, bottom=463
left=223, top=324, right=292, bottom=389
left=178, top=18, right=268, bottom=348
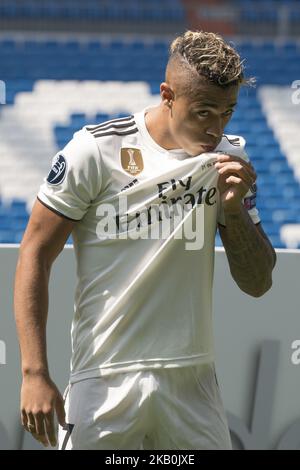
left=190, top=97, right=238, bottom=108
left=187, top=82, right=239, bottom=107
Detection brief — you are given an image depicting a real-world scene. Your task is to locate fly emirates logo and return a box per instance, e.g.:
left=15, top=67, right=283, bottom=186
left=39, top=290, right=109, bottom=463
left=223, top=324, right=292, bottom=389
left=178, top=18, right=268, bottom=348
left=96, top=175, right=217, bottom=250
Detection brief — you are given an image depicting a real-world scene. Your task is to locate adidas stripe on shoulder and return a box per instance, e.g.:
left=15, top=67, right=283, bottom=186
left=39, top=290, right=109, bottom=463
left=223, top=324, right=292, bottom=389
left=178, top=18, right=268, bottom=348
left=86, top=116, right=138, bottom=138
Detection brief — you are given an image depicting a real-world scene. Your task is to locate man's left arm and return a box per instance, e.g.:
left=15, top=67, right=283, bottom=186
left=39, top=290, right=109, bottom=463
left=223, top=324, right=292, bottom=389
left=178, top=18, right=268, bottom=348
left=216, top=154, right=276, bottom=297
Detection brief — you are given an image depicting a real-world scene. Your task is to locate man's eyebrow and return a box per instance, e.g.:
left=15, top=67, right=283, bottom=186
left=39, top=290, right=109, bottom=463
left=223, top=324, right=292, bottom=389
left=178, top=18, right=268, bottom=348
left=194, top=101, right=237, bottom=108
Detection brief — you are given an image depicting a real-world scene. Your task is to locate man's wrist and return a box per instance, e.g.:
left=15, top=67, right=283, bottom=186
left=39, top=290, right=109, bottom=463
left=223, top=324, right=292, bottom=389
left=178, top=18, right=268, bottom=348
left=223, top=201, right=244, bottom=216
left=22, top=366, right=50, bottom=379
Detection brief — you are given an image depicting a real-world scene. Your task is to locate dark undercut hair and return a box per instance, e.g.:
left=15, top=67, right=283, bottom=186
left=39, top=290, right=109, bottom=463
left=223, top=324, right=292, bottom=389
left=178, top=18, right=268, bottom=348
left=167, top=30, right=255, bottom=94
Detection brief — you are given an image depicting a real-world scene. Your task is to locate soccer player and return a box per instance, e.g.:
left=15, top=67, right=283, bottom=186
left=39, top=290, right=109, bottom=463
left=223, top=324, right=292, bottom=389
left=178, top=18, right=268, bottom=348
left=14, top=31, right=276, bottom=450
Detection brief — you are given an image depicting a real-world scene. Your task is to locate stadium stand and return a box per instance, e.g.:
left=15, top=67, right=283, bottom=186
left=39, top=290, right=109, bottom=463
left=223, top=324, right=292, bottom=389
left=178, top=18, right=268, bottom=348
left=0, top=0, right=185, bottom=22
left=0, top=0, right=186, bottom=34
left=184, top=0, right=300, bottom=37
left=0, top=1, right=300, bottom=248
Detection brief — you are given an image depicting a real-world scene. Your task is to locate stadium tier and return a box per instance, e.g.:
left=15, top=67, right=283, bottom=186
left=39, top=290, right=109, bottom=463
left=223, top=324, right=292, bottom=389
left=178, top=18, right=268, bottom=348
left=0, top=0, right=298, bottom=24
left=0, top=38, right=300, bottom=247
left=0, top=0, right=185, bottom=22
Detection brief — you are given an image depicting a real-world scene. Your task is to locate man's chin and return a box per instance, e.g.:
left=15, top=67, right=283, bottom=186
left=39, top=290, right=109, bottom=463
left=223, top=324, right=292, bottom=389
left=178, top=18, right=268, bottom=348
left=190, top=148, right=217, bottom=157
left=201, top=144, right=218, bottom=153
left=186, top=143, right=218, bottom=157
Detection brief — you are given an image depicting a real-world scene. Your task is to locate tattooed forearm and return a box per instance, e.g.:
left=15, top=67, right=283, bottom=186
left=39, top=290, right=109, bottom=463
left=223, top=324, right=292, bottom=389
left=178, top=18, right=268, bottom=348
left=218, top=206, right=276, bottom=297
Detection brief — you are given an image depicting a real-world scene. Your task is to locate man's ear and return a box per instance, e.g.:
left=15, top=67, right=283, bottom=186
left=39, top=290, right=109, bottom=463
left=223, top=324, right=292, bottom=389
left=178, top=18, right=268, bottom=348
left=160, top=82, right=175, bottom=104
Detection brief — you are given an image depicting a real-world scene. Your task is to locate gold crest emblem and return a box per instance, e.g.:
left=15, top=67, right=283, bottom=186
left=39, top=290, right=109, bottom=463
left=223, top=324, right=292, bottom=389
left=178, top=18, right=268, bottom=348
left=121, top=148, right=144, bottom=176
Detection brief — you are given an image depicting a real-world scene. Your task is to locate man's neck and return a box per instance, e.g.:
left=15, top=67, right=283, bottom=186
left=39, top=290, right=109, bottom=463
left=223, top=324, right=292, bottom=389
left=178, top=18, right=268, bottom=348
left=144, top=105, right=180, bottom=151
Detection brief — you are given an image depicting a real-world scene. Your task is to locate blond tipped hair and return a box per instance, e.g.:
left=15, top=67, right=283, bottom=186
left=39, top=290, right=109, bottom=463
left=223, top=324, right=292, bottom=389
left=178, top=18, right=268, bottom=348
left=169, top=30, right=254, bottom=88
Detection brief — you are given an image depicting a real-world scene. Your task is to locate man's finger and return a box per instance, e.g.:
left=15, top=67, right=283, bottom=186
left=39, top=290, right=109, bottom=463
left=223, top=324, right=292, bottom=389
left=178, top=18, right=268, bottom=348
left=44, top=411, right=57, bottom=447
left=215, top=159, right=256, bottom=180
left=216, top=153, right=244, bottom=162
left=28, top=412, right=49, bottom=447
left=55, top=395, right=66, bottom=427
left=30, top=429, right=49, bottom=447
left=216, top=155, right=256, bottom=179
left=216, top=164, right=254, bottom=187
left=21, top=409, right=28, bottom=428
left=26, top=413, right=36, bottom=433
left=224, top=175, right=249, bottom=192
left=24, top=413, right=45, bottom=446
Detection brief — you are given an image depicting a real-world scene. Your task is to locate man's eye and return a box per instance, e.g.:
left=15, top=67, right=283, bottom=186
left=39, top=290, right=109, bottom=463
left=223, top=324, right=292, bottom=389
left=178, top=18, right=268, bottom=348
left=197, top=111, right=209, bottom=117
left=224, top=109, right=234, bottom=116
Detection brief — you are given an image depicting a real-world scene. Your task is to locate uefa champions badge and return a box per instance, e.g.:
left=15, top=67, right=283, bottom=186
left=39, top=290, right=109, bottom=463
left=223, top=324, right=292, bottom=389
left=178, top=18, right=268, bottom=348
left=46, top=154, right=67, bottom=185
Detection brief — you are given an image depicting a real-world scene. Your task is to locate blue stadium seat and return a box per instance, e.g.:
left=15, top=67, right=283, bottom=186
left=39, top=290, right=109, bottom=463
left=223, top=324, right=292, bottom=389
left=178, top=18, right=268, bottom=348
left=0, top=230, right=16, bottom=243
left=95, top=113, right=109, bottom=123
left=71, top=113, right=87, bottom=128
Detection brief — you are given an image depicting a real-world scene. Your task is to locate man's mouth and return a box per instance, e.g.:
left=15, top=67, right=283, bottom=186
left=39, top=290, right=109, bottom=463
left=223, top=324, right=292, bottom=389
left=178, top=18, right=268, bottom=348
left=201, top=144, right=217, bottom=152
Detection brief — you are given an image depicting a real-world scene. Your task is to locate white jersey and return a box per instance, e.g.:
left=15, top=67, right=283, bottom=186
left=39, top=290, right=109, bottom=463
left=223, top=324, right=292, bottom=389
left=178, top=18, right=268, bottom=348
left=38, top=107, right=260, bottom=383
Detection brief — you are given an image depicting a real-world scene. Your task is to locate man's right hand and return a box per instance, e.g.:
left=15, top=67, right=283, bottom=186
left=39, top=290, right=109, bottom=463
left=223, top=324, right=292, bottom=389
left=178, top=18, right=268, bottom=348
left=21, top=374, right=66, bottom=448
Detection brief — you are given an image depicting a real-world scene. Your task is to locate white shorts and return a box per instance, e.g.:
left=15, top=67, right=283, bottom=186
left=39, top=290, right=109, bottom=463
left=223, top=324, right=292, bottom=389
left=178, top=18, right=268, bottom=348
left=58, top=363, right=232, bottom=450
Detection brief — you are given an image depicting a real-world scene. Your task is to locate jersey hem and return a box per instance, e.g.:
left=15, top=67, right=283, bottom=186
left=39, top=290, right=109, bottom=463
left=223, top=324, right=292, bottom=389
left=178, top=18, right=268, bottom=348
left=69, top=354, right=214, bottom=383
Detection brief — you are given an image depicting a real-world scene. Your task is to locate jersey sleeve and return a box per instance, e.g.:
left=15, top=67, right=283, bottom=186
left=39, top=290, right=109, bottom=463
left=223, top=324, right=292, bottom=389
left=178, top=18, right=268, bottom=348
left=37, top=128, right=102, bottom=221
left=217, top=137, right=260, bottom=226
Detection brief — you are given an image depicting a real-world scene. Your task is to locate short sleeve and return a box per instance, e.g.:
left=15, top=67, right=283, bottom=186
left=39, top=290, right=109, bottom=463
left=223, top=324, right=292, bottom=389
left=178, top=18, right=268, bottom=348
left=38, top=129, right=102, bottom=221
left=217, top=148, right=260, bottom=226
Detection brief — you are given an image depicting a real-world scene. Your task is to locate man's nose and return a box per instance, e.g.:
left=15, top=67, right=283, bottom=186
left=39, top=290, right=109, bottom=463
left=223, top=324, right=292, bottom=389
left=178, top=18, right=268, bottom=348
left=205, top=119, right=223, bottom=139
